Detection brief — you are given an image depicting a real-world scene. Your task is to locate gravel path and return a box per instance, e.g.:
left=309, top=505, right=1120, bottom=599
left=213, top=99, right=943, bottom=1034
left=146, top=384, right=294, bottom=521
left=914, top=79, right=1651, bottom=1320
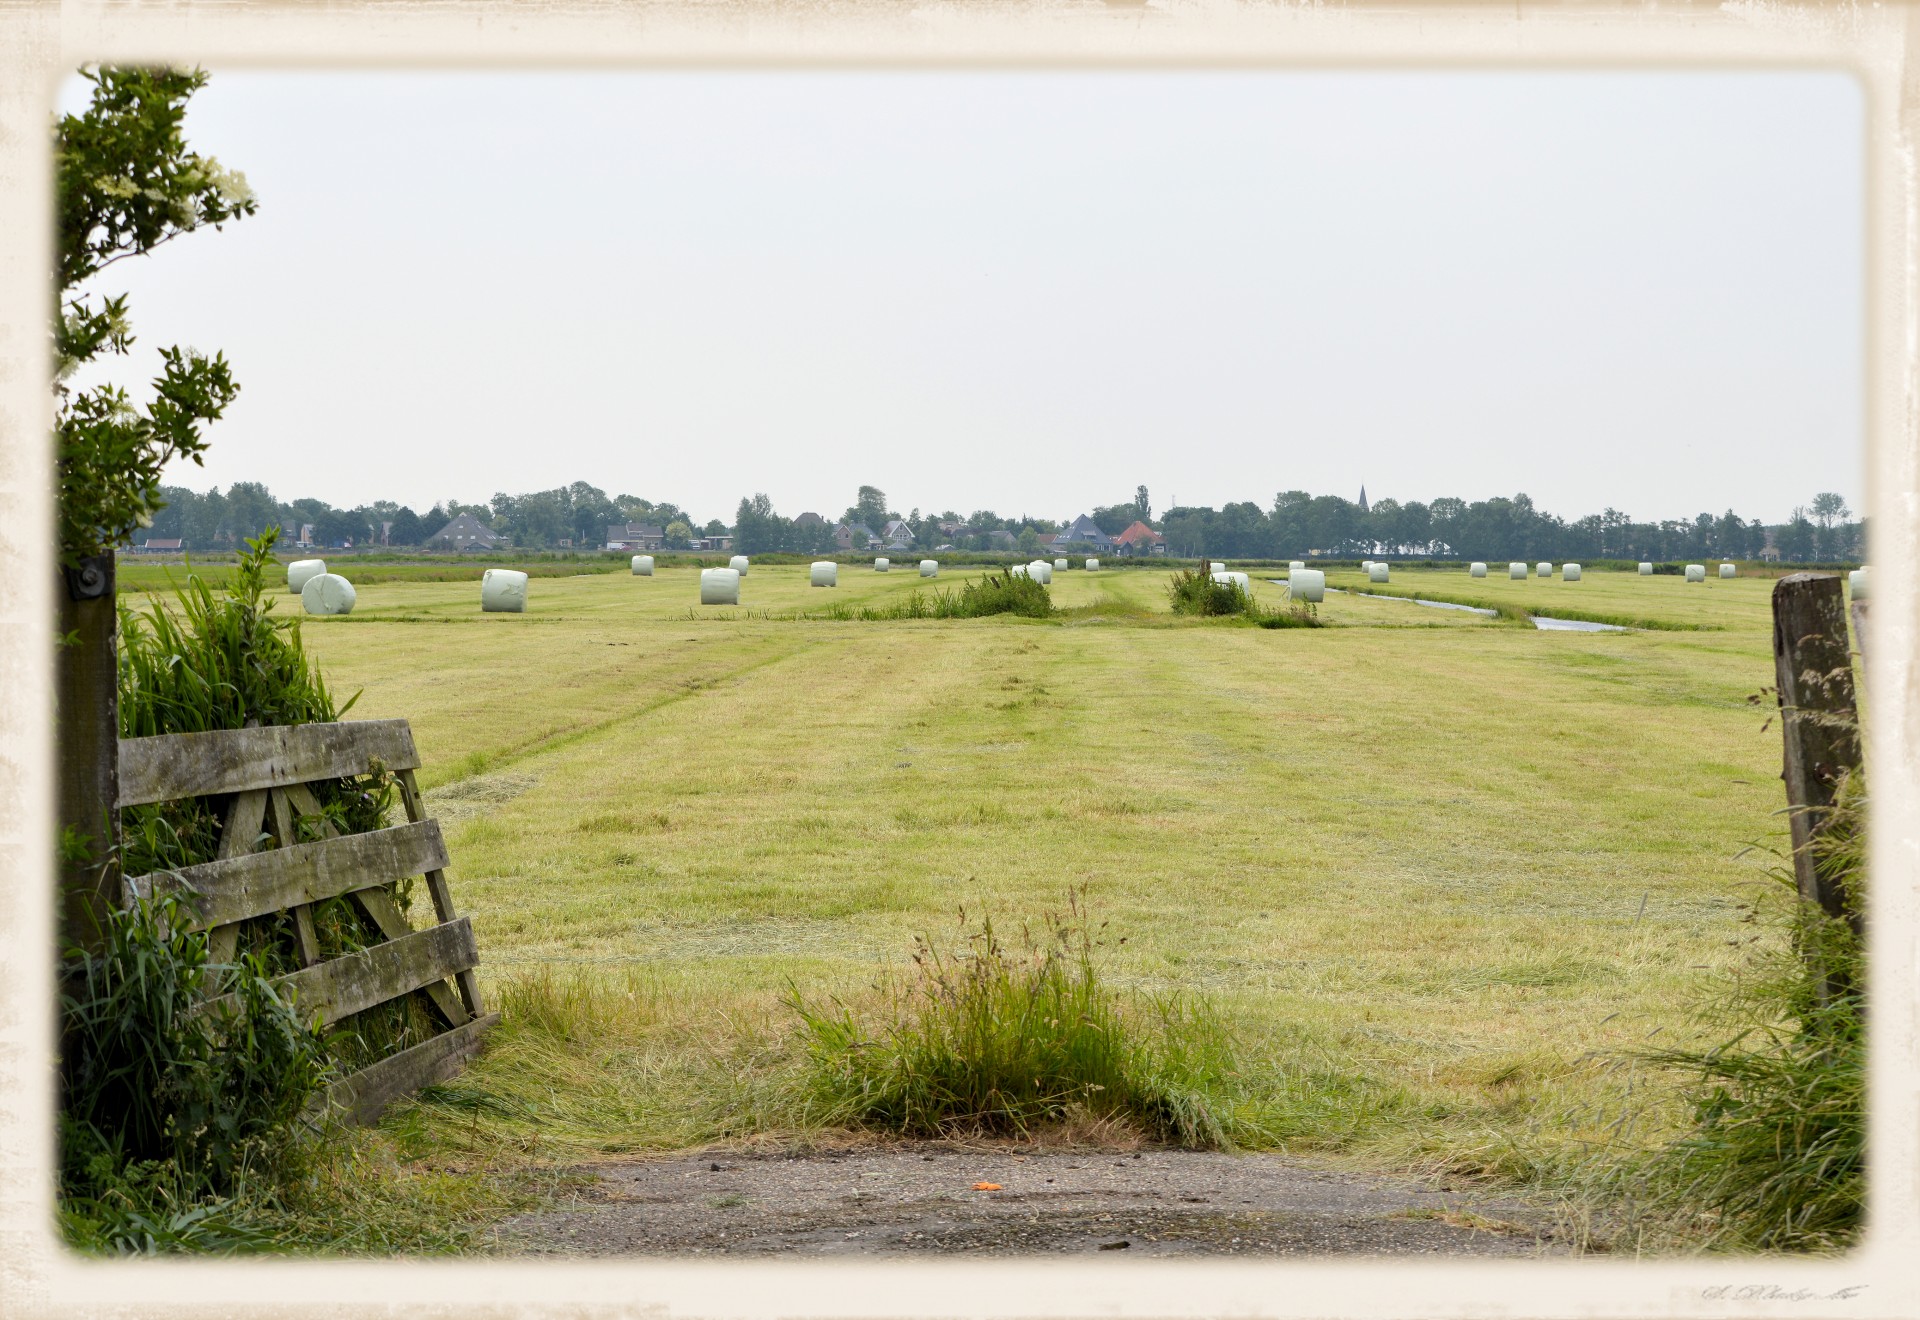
left=497, top=1145, right=1569, bottom=1257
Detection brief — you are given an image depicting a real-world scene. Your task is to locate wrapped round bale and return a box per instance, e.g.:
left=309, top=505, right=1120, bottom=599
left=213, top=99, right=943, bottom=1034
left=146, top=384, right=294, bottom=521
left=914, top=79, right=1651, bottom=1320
left=287, top=558, right=326, bottom=594
left=1031, top=561, right=1053, bottom=584
left=874, top=558, right=890, bottom=572
left=700, top=567, right=741, bottom=604
left=1849, top=567, right=1867, bottom=599
left=300, top=572, right=355, bottom=616
left=1085, top=558, right=1100, bottom=571
left=1638, top=562, right=1653, bottom=575
left=1563, top=564, right=1582, bottom=582
left=810, top=561, right=837, bottom=587
left=1289, top=560, right=1305, bottom=571
left=729, top=555, right=749, bottom=575
left=1469, top=562, right=1487, bottom=578
left=1011, top=563, right=1032, bottom=578
left=1360, top=560, right=1373, bottom=574
left=920, top=559, right=938, bottom=578
left=1719, top=563, right=1736, bottom=579
left=1685, top=564, right=1706, bottom=583
left=1210, top=562, right=1226, bottom=574
left=1053, top=558, right=1068, bottom=571
left=1368, top=562, right=1389, bottom=583
left=1289, top=568, right=1326, bottom=603
left=1536, top=562, right=1553, bottom=579
left=1509, top=562, right=1527, bottom=580
left=481, top=568, right=528, bottom=613
left=1211, top=570, right=1251, bottom=593
left=631, top=555, right=653, bottom=576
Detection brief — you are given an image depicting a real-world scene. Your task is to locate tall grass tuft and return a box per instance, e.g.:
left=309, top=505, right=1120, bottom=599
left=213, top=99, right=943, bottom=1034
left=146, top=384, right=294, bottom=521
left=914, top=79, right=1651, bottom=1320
left=786, top=891, right=1234, bottom=1147
left=802, top=569, right=1053, bottom=622
left=1605, top=775, right=1865, bottom=1252
left=58, top=893, right=332, bottom=1253
left=1165, top=568, right=1321, bottom=628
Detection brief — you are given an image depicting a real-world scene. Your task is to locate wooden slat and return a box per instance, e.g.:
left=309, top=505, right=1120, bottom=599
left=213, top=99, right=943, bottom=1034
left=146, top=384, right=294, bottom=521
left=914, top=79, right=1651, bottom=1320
left=125, top=820, right=448, bottom=930
left=352, top=885, right=471, bottom=1028
left=398, top=768, right=485, bottom=1020
left=117, top=719, right=421, bottom=807
left=204, top=918, right=478, bottom=1027
left=312, top=1012, right=501, bottom=1128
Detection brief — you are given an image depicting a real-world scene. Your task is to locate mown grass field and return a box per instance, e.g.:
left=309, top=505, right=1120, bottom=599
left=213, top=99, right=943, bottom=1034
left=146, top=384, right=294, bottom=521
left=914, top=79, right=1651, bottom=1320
left=139, top=561, right=1807, bottom=1242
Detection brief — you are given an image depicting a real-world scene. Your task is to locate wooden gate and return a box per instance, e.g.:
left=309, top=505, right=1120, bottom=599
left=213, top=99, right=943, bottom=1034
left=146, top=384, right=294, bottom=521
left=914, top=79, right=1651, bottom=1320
left=118, top=718, right=497, bottom=1125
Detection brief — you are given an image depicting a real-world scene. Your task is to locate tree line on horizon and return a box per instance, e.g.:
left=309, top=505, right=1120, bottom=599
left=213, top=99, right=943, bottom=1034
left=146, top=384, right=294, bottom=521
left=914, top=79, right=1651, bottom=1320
left=136, top=478, right=1862, bottom=564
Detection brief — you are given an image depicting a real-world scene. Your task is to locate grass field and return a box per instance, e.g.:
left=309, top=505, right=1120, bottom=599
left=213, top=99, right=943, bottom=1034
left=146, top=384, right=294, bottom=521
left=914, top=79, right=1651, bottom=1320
left=136, top=562, right=1810, bottom=1243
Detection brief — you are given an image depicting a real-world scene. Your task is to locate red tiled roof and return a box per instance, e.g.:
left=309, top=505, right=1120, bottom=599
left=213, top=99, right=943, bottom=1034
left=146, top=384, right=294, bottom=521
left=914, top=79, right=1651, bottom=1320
left=1113, top=521, right=1163, bottom=545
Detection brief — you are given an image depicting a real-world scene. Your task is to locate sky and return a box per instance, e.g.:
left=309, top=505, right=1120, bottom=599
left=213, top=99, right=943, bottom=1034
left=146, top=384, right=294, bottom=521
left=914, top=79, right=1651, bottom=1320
left=63, top=68, right=1865, bottom=528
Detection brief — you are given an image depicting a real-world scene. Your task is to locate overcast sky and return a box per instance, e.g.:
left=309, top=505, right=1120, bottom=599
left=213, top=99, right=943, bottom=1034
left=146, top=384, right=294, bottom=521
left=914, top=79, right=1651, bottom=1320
left=64, top=68, right=1864, bottom=527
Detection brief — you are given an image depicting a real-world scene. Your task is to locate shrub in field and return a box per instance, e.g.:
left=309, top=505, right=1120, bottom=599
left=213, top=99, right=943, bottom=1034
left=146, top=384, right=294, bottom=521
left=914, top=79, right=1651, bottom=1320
left=786, top=892, right=1234, bottom=1147
left=1616, top=777, right=1864, bottom=1251
left=58, top=893, right=331, bottom=1253
left=803, top=569, right=1053, bottom=621
left=1166, top=568, right=1321, bottom=628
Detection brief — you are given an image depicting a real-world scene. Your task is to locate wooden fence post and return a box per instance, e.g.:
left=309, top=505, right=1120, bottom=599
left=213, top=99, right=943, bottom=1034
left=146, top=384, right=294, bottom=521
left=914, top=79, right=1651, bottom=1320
left=1770, top=572, right=1863, bottom=938
left=56, top=554, right=120, bottom=953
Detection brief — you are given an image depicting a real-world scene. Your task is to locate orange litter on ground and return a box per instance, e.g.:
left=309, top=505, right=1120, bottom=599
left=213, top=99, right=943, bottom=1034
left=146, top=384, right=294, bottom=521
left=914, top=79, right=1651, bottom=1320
left=972, top=1182, right=1003, bottom=1191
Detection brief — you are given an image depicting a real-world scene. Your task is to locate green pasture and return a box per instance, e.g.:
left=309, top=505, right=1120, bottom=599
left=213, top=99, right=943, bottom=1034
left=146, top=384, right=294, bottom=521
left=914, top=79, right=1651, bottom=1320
left=207, top=560, right=1806, bottom=1203
left=1325, top=563, right=1783, bottom=632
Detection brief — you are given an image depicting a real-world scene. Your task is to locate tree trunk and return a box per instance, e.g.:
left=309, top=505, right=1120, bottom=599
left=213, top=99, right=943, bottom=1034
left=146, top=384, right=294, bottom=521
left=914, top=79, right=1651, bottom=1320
left=56, top=554, right=120, bottom=953
left=1770, top=572, right=1863, bottom=929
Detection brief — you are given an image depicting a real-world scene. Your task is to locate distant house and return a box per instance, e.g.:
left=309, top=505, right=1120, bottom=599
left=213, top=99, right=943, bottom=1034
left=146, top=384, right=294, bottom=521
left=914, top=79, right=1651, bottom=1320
left=606, top=522, right=667, bottom=551
left=881, top=519, right=915, bottom=550
left=986, top=529, right=1017, bottom=551
left=794, top=512, right=827, bottom=532
left=135, top=537, right=183, bottom=554
left=834, top=522, right=878, bottom=552
left=427, top=512, right=501, bottom=553
left=1035, top=534, right=1059, bottom=551
left=297, top=523, right=316, bottom=548
left=1054, top=515, right=1115, bottom=550
left=1112, top=521, right=1166, bottom=556
left=696, top=533, right=734, bottom=551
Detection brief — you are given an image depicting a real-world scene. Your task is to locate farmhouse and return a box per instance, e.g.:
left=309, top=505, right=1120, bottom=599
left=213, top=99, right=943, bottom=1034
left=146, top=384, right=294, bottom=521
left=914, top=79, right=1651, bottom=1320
left=834, top=522, right=879, bottom=551
left=1054, top=515, right=1115, bottom=550
left=133, top=537, right=183, bottom=554
left=794, top=511, right=827, bottom=533
left=606, top=522, right=667, bottom=551
left=427, top=512, right=501, bottom=552
left=881, top=519, right=915, bottom=550
left=1113, top=521, right=1167, bottom=556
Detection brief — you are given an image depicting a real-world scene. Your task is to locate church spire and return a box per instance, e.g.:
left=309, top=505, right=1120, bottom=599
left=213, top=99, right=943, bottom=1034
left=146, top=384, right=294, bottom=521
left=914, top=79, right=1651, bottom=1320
left=1358, top=484, right=1369, bottom=515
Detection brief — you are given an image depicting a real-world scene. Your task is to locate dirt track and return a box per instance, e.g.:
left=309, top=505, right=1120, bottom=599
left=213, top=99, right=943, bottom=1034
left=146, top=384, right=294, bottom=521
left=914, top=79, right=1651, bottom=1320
left=497, top=1145, right=1570, bottom=1257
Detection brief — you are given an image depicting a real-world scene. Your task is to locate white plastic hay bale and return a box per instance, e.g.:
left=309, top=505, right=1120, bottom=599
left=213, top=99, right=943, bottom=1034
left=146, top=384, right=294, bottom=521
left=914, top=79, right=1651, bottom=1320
left=1719, top=563, right=1736, bottom=579
left=1509, top=562, right=1527, bottom=580
left=1638, top=562, right=1653, bottom=575
left=287, top=558, right=326, bottom=594
left=874, top=557, right=890, bottom=572
left=1085, top=558, right=1100, bottom=572
left=1563, top=564, right=1582, bottom=582
left=1536, top=561, right=1553, bottom=579
left=1289, top=568, right=1326, bottom=602
left=1849, top=567, right=1867, bottom=599
left=1469, top=562, right=1487, bottom=578
left=729, top=555, right=749, bottom=575
left=481, top=568, right=529, bottom=613
left=1212, top=570, right=1251, bottom=593
left=1289, top=560, right=1305, bottom=571
left=1031, top=560, right=1053, bottom=584
left=1053, top=558, right=1068, bottom=571
left=631, top=555, right=654, bottom=576
left=1360, top=560, right=1373, bottom=574
left=1368, top=562, right=1389, bottom=583
left=700, top=567, right=741, bottom=604
left=299, top=572, right=355, bottom=616
left=1011, top=563, right=1031, bottom=578
left=919, top=559, right=938, bottom=578
left=810, top=561, right=838, bottom=587
left=1210, top=561, right=1226, bottom=574
left=1685, top=564, right=1706, bottom=583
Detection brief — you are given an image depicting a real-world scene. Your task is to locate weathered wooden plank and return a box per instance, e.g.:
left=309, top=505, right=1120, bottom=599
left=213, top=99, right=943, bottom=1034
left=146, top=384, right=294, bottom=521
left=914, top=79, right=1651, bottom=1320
left=397, top=767, right=485, bottom=1018
left=204, top=918, right=477, bottom=1027
left=125, top=820, right=448, bottom=930
left=351, top=885, right=471, bottom=1028
left=313, top=1012, right=501, bottom=1128
left=117, top=719, right=421, bottom=807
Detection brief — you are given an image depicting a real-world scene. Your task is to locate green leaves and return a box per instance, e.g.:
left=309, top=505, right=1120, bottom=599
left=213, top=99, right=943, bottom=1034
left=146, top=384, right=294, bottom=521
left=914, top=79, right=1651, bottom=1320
left=53, top=65, right=255, bottom=566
